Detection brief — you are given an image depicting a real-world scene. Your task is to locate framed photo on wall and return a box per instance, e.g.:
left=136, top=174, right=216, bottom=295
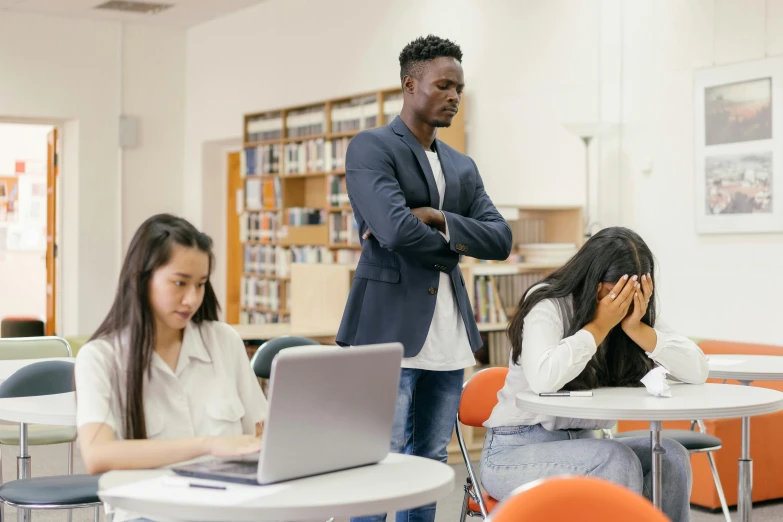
left=694, top=57, right=783, bottom=233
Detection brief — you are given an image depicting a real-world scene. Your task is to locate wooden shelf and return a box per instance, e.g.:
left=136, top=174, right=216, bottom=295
left=283, top=133, right=326, bottom=143
left=243, top=273, right=290, bottom=281
left=462, top=262, right=563, bottom=276
left=243, top=240, right=277, bottom=246
left=244, top=138, right=283, bottom=147
left=231, top=86, right=465, bottom=330
left=241, top=306, right=290, bottom=315
left=477, top=322, right=508, bottom=332
left=279, top=170, right=345, bottom=179
left=328, top=130, right=362, bottom=139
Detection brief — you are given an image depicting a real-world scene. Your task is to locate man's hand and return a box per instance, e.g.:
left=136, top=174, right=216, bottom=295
left=411, top=207, right=446, bottom=233
left=362, top=207, right=446, bottom=240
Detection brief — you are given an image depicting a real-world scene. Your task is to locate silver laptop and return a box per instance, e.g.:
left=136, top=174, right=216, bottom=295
left=172, top=342, right=402, bottom=485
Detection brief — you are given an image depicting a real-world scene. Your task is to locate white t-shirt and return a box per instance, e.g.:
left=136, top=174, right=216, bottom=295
left=75, top=320, right=267, bottom=522
left=401, top=150, right=475, bottom=371
left=484, top=284, right=710, bottom=431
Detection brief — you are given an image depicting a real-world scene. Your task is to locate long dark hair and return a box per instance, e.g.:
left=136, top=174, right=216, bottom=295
left=90, top=214, right=220, bottom=439
left=507, top=227, right=656, bottom=390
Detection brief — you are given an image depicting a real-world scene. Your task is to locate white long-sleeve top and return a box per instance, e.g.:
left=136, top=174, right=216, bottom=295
left=485, top=285, right=709, bottom=431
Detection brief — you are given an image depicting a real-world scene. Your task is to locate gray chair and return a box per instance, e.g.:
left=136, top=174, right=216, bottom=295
left=0, top=360, right=102, bottom=522
left=250, top=336, right=320, bottom=379
left=609, top=420, right=731, bottom=522
left=0, top=338, right=77, bottom=480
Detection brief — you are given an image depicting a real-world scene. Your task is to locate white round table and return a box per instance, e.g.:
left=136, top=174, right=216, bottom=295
left=516, top=383, right=783, bottom=514
left=99, top=453, right=455, bottom=521
left=708, top=354, right=783, bottom=522
left=708, top=354, right=783, bottom=382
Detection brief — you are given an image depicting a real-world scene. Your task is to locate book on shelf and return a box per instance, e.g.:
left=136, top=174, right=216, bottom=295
left=240, top=211, right=281, bottom=243
left=332, top=95, right=378, bottom=133
left=287, top=208, right=326, bottom=226
left=241, top=277, right=286, bottom=311
left=281, top=137, right=350, bottom=175
left=246, top=112, right=283, bottom=142
left=330, top=137, right=349, bottom=172
left=289, top=245, right=334, bottom=264
left=486, top=331, right=512, bottom=368
left=334, top=249, right=361, bottom=264
left=241, top=309, right=289, bottom=325
left=328, top=175, right=349, bottom=207
left=243, top=244, right=291, bottom=276
left=242, top=144, right=281, bottom=176
left=383, top=93, right=403, bottom=124
left=245, top=176, right=281, bottom=210
left=474, top=276, right=508, bottom=324
left=287, top=106, right=325, bottom=138
left=329, top=210, right=360, bottom=245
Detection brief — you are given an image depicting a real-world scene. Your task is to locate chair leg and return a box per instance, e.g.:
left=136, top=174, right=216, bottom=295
left=706, top=451, right=732, bottom=522
left=67, top=442, right=74, bottom=522
left=0, top=448, right=3, bottom=522
left=68, top=441, right=73, bottom=475
left=94, top=505, right=100, bottom=522
left=459, top=483, right=470, bottom=522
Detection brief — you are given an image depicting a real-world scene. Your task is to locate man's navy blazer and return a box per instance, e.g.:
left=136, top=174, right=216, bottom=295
left=336, top=116, right=513, bottom=357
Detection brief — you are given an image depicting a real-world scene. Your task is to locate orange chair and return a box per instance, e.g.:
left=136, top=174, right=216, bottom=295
left=486, top=476, right=669, bottom=522
left=456, top=367, right=507, bottom=521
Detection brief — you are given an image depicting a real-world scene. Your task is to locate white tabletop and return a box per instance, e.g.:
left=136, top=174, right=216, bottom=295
left=516, top=383, right=783, bottom=421
left=0, top=392, right=75, bottom=426
left=708, top=354, right=783, bottom=382
left=99, top=453, right=455, bottom=522
left=0, top=358, right=73, bottom=383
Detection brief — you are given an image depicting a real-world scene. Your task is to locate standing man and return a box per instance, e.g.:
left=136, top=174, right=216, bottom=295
left=337, top=35, right=512, bottom=522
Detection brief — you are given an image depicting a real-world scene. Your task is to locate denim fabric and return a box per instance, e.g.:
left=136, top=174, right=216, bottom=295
left=352, top=368, right=464, bottom=522
left=480, top=424, right=692, bottom=522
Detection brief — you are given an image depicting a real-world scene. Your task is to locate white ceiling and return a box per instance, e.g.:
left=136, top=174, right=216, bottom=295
left=0, top=0, right=268, bottom=28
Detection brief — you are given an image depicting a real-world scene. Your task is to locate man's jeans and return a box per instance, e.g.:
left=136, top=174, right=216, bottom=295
left=351, top=368, right=464, bottom=522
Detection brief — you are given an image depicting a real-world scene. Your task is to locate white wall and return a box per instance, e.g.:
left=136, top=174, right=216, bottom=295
left=183, top=0, right=600, bottom=225
left=0, top=12, right=186, bottom=335
left=615, top=0, right=783, bottom=343
left=184, top=0, right=783, bottom=344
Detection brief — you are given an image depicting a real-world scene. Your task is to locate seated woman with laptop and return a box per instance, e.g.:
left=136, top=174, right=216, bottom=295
left=76, top=213, right=403, bottom=522
left=75, top=214, right=267, bottom=522
left=480, top=227, right=709, bottom=522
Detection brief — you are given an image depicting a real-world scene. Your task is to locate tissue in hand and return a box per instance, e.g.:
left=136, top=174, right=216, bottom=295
left=641, top=366, right=671, bottom=398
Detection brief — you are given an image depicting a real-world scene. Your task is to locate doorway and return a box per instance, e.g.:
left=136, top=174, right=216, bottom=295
left=0, top=123, right=59, bottom=334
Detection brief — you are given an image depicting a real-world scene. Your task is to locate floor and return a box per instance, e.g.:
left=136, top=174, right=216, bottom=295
left=3, top=443, right=782, bottom=521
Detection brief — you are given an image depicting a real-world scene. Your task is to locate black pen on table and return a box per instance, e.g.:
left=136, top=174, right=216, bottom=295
left=538, top=391, right=593, bottom=397
left=188, top=482, right=226, bottom=490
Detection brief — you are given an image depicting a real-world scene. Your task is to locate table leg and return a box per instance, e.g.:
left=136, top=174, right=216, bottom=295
left=16, top=423, right=30, bottom=522
left=739, top=380, right=753, bottom=522
left=650, top=420, right=664, bottom=510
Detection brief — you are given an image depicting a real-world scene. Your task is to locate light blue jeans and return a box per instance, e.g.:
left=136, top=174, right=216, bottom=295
left=480, top=424, right=692, bottom=522
left=352, top=368, right=465, bottom=522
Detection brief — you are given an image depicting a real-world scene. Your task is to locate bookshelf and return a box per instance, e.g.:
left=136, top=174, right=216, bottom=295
left=227, top=87, right=466, bottom=325
left=287, top=206, right=583, bottom=463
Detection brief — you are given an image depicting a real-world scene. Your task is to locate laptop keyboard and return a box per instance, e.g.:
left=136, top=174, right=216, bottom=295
left=212, top=459, right=258, bottom=475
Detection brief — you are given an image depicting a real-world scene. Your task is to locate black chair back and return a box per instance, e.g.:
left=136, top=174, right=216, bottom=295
left=250, top=336, right=319, bottom=379
left=0, top=360, right=74, bottom=398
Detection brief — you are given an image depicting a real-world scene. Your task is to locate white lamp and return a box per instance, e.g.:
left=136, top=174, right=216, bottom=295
left=563, top=122, right=614, bottom=238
